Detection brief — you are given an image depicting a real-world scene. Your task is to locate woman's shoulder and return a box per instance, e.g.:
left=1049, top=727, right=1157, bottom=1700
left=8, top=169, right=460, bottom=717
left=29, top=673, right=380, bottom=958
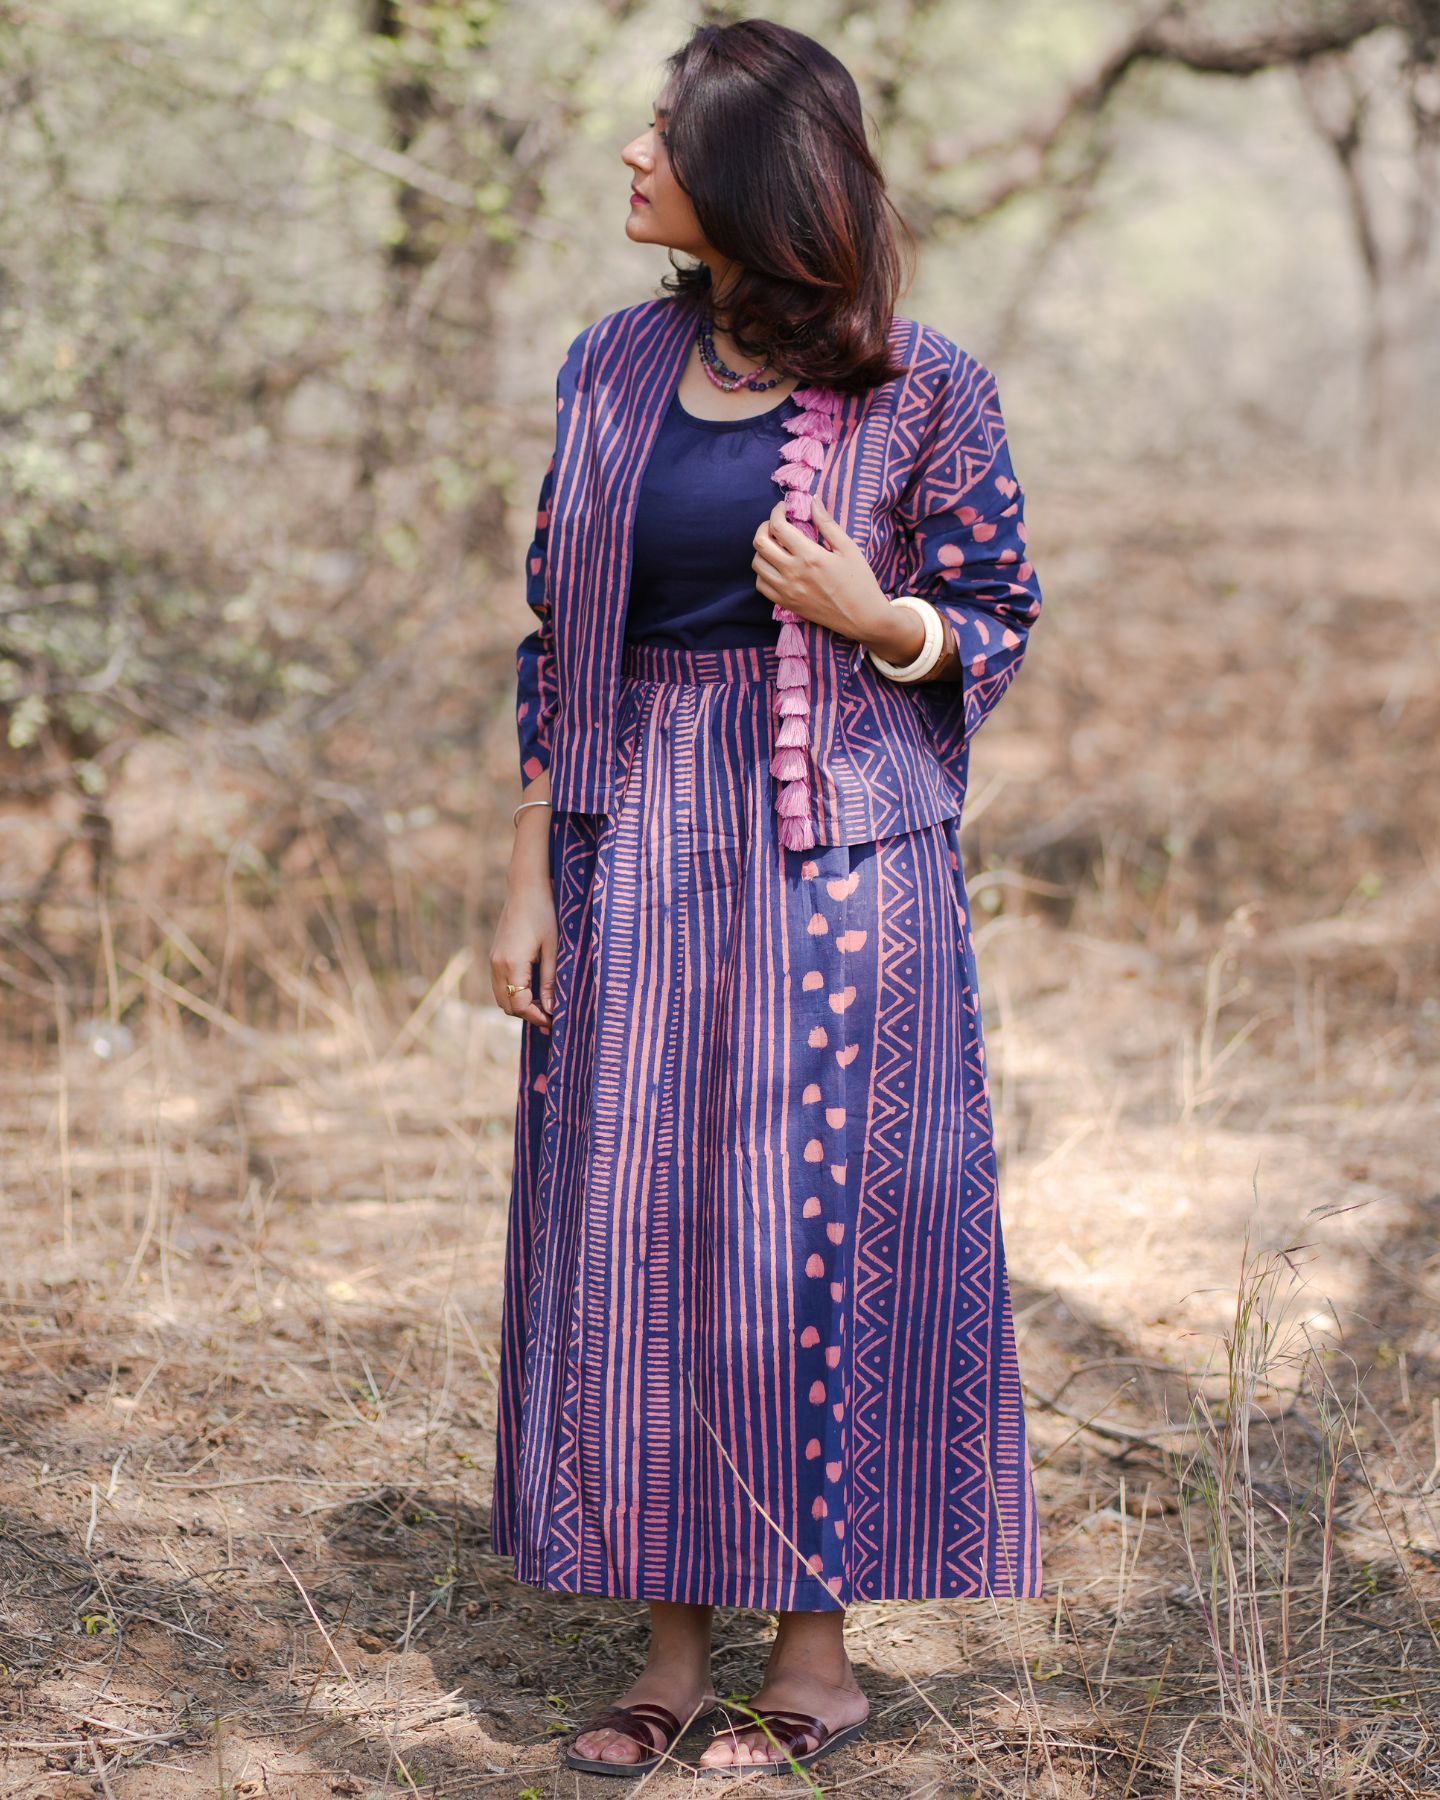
left=888, top=318, right=998, bottom=399
left=560, top=295, right=687, bottom=372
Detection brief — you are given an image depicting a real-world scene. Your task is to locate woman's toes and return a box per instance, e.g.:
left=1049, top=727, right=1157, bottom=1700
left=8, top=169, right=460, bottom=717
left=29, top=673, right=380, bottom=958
left=577, top=1729, right=631, bottom=1763
left=703, top=1731, right=769, bottom=1766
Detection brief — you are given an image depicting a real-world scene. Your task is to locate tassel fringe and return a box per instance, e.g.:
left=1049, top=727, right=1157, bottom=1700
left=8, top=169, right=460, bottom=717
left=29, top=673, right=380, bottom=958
left=767, top=383, right=840, bottom=849
left=780, top=437, right=826, bottom=469
left=770, top=748, right=809, bottom=780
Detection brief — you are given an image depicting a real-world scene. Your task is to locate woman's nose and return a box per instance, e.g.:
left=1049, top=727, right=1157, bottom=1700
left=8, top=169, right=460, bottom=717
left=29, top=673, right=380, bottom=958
left=621, top=133, right=652, bottom=171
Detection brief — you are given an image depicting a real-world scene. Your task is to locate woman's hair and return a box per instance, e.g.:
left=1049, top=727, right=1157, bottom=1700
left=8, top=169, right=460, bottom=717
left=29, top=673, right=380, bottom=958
left=660, top=19, right=911, bottom=394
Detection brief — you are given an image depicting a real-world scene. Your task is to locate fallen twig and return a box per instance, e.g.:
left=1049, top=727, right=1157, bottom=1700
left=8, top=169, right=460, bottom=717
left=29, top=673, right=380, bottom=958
left=266, top=1538, right=354, bottom=1682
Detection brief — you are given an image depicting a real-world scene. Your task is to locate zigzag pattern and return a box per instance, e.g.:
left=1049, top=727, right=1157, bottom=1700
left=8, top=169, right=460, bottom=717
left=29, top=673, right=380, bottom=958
left=848, top=832, right=917, bottom=1594
left=497, top=303, right=1044, bottom=1604
left=515, top=305, right=1043, bottom=846
left=493, top=655, right=1040, bottom=1604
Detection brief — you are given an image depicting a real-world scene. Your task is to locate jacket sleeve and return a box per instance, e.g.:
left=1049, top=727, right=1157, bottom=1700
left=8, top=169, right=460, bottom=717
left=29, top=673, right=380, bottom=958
left=897, top=352, right=1041, bottom=747
left=515, top=454, right=556, bottom=786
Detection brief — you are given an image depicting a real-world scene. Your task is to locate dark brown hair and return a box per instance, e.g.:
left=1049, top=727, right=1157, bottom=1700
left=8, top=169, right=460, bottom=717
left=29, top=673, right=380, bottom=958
left=660, top=19, right=911, bottom=394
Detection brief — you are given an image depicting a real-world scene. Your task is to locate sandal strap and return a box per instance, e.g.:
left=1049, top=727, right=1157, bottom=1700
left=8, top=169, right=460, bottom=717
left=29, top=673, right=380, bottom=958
left=721, top=1708, right=829, bottom=1754
left=580, top=1701, right=681, bottom=1751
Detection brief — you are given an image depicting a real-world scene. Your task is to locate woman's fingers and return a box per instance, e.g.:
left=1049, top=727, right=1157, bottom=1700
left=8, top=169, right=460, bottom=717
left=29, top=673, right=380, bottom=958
left=765, top=500, right=818, bottom=554
left=752, top=508, right=792, bottom=566
left=515, top=990, right=551, bottom=1031
left=490, top=952, right=552, bottom=1031
left=810, top=496, right=856, bottom=554
left=538, top=932, right=557, bottom=1017
left=505, top=972, right=551, bottom=1031
left=754, top=504, right=820, bottom=604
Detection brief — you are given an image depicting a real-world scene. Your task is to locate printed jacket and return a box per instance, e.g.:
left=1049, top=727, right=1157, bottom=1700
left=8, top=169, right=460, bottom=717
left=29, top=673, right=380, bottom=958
left=515, top=297, right=1040, bottom=846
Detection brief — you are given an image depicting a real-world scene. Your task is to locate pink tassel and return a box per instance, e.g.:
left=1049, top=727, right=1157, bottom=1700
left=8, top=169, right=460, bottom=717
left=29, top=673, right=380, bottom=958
left=778, top=812, right=816, bottom=852
left=768, top=385, right=836, bottom=851
left=780, top=437, right=826, bottom=469
left=785, top=410, right=835, bottom=443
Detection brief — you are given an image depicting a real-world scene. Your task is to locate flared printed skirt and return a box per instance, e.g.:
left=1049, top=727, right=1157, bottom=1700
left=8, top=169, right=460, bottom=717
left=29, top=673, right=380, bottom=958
left=492, top=645, right=1041, bottom=1609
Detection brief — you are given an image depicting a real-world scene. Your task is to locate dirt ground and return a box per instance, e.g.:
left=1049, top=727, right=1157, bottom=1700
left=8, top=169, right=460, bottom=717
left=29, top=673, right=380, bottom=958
left=3, top=484, right=1439, bottom=1798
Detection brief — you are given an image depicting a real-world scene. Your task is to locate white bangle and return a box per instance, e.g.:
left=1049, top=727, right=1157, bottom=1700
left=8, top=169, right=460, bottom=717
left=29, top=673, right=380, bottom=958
left=869, top=596, right=944, bottom=683
left=513, top=799, right=552, bottom=828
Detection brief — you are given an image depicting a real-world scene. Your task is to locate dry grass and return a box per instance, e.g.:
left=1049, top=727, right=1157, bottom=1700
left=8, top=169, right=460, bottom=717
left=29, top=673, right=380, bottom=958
left=2, top=483, right=1439, bottom=1798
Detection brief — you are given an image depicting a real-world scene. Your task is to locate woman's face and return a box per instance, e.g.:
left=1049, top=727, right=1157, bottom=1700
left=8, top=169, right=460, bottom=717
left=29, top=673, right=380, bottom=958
left=621, top=93, right=711, bottom=260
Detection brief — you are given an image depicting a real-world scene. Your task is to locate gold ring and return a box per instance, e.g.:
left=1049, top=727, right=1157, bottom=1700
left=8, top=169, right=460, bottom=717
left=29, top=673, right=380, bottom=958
left=506, top=982, right=528, bottom=997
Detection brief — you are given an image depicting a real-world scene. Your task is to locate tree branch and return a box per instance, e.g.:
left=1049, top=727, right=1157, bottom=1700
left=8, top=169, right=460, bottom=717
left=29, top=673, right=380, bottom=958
left=917, top=1, right=1399, bottom=231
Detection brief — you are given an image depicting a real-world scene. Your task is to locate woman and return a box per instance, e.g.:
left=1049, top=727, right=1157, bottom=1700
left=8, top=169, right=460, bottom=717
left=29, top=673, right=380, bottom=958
left=489, top=18, right=1041, bottom=1779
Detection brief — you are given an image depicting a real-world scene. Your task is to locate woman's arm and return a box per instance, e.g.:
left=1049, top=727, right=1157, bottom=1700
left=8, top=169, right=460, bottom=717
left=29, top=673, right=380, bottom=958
left=903, top=446, right=1039, bottom=730
left=516, top=458, right=558, bottom=786
left=894, top=358, right=1042, bottom=735
left=489, top=770, right=556, bottom=1030
left=494, top=452, right=560, bottom=1031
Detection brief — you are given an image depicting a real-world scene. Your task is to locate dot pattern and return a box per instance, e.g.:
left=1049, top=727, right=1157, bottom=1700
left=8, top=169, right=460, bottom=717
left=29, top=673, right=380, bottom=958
left=494, top=645, right=1041, bottom=1608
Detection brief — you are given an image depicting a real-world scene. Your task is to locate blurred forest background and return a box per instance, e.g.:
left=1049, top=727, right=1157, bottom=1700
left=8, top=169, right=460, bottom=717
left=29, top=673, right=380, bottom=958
left=2, top=0, right=1437, bottom=1012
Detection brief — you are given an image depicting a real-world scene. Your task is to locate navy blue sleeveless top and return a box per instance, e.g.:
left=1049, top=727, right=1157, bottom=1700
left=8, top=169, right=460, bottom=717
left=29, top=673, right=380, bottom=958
left=624, top=392, right=799, bottom=652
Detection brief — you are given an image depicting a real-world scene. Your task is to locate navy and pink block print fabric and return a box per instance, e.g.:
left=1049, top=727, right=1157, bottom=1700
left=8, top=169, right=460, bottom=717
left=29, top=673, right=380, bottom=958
left=513, top=300, right=1042, bottom=849
left=493, top=647, right=1041, bottom=1607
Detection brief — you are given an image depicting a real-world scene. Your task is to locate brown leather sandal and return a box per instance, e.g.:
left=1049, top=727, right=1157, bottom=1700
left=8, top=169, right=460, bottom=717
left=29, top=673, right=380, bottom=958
left=565, top=1699, right=715, bottom=1779
left=702, top=1706, right=868, bottom=1776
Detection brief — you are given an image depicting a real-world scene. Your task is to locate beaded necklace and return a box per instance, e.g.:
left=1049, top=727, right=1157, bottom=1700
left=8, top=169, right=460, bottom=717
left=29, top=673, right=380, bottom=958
left=696, top=318, right=782, bottom=393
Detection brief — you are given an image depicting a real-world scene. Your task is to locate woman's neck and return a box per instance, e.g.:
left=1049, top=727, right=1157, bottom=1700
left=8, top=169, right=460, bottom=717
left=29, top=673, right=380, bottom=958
left=680, top=259, right=799, bottom=420
left=676, top=327, right=799, bottom=421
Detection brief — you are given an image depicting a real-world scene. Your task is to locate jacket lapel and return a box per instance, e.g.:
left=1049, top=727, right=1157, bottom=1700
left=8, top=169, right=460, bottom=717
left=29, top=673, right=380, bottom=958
left=548, top=299, right=695, bottom=813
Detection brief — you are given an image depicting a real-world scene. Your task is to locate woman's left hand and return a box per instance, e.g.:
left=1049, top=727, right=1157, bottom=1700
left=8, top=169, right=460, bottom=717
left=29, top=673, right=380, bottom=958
left=752, top=497, right=924, bottom=667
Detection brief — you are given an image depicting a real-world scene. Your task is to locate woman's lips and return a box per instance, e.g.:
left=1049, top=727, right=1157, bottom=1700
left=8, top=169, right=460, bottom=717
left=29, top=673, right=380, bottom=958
left=630, top=190, right=649, bottom=206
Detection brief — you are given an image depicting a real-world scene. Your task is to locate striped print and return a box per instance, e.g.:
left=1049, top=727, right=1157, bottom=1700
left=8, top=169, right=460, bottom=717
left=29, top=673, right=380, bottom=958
left=515, top=302, right=1043, bottom=848
left=493, top=647, right=1041, bottom=1605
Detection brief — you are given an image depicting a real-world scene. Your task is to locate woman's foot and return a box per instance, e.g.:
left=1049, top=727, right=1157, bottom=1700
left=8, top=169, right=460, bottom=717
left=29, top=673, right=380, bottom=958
left=572, top=1601, right=716, bottom=1769
left=699, top=1609, right=868, bottom=1769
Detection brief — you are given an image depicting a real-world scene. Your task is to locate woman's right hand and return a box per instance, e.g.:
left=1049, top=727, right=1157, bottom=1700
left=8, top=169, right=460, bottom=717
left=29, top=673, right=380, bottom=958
left=490, top=787, right=557, bottom=1031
